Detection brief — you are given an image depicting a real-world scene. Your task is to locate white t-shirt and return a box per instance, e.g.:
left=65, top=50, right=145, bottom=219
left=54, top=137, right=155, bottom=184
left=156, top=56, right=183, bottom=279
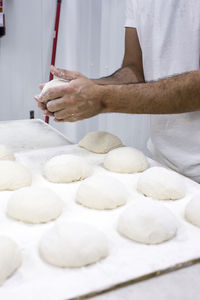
left=125, top=0, right=200, bottom=182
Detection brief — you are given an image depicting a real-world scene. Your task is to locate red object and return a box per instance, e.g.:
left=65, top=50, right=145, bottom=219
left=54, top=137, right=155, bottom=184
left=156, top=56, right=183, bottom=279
left=45, top=0, right=62, bottom=123
left=0, top=0, right=6, bottom=38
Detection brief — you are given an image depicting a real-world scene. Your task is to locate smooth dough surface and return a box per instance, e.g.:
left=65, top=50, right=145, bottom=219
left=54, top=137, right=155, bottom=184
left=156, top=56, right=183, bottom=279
left=0, top=160, right=32, bottom=191
left=44, top=154, right=92, bottom=183
left=0, top=145, right=15, bottom=161
left=0, top=236, right=22, bottom=285
left=39, top=79, right=69, bottom=98
left=39, top=220, right=109, bottom=267
left=104, top=147, right=148, bottom=173
left=78, top=131, right=123, bottom=153
left=76, top=175, right=128, bottom=210
left=7, top=187, right=63, bottom=224
left=137, top=167, right=185, bottom=200
left=185, top=194, right=200, bottom=227
left=117, top=201, right=178, bottom=244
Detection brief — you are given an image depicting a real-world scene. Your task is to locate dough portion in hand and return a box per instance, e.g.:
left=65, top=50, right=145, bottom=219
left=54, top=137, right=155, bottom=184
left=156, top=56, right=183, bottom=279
left=7, top=187, right=63, bottom=224
left=44, top=155, right=92, bottom=183
left=185, top=194, right=200, bottom=227
left=39, top=79, right=69, bottom=98
left=104, top=147, right=148, bottom=173
left=0, top=236, right=22, bottom=285
left=39, top=220, right=109, bottom=267
left=0, top=145, right=15, bottom=161
left=76, top=175, right=128, bottom=210
left=137, top=167, right=185, bottom=200
left=79, top=131, right=123, bottom=153
left=0, top=161, right=32, bottom=191
left=117, top=201, right=178, bottom=244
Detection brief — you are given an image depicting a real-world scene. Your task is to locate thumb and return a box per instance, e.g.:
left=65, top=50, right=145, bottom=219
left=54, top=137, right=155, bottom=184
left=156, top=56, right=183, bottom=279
left=50, top=65, right=83, bottom=81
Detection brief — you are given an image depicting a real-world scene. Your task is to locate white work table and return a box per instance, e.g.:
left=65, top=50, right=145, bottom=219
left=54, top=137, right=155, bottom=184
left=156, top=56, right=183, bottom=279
left=0, top=119, right=200, bottom=300
left=91, top=263, right=200, bottom=300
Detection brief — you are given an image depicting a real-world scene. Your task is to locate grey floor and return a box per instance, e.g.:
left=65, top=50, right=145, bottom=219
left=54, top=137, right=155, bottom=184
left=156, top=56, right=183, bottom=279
left=92, top=263, right=200, bottom=300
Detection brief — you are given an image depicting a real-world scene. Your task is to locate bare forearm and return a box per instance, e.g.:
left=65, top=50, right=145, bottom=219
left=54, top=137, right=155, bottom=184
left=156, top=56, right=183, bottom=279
left=101, top=70, right=200, bottom=114
left=93, top=65, right=144, bottom=85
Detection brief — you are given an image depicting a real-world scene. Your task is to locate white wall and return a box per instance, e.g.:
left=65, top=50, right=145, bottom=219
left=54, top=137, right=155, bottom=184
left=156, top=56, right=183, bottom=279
left=0, top=0, right=150, bottom=153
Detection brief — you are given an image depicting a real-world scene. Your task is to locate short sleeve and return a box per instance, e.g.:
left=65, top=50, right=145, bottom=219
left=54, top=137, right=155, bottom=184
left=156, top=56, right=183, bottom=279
left=125, top=0, right=137, bottom=28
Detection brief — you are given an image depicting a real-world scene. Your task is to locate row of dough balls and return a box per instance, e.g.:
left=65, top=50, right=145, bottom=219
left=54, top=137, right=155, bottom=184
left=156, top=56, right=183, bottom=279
left=0, top=183, right=200, bottom=283
left=43, top=146, right=149, bottom=184
left=2, top=193, right=200, bottom=285
left=0, top=202, right=177, bottom=284
left=0, top=140, right=185, bottom=202
left=0, top=149, right=185, bottom=203
left=44, top=152, right=185, bottom=201
left=43, top=148, right=147, bottom=184
left=0, top=220, right=108, bottom=285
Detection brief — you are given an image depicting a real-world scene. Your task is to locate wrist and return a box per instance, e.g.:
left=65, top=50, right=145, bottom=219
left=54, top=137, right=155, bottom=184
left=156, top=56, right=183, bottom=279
left=97, top=85, right=117, bottom=113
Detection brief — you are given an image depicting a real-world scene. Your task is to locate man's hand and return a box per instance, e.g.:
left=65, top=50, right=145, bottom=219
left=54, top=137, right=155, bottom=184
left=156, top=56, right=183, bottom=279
left=35, top=66, right=106, bottom=122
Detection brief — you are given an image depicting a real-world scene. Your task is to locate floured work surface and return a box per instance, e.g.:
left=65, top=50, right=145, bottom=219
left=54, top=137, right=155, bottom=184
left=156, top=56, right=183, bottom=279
left=0, top=145, right=200, bottom=300
left=0, top=119, right=71, bottom=152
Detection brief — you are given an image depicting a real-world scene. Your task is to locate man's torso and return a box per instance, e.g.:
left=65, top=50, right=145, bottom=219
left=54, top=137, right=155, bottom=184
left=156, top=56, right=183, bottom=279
left=126, top=0, right=200, bottom=181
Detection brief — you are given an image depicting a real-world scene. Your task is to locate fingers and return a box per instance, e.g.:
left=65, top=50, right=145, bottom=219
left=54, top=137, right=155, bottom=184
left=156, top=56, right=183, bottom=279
left=50, top=65, right=82, bottom=81
left=54, top=115, right=81, bottom=123
left=34, top=96, right=46, bottom=110
left=43, top=109, right=54, bottom=117
left=39, top=83, right=45, bottom=90
left=37, top=85, right=70, bottom=103
left=46, top=98, right=66, bottom=112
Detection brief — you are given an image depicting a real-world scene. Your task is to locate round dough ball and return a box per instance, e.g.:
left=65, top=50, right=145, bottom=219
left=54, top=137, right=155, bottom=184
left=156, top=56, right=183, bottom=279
left=39, top=79, right=69, bottom=98
left=39, top=220, right=109, bottom=267
left=117, top=201, right=178, bottom=244
left=76, top=175, right=128, bottom=210
left=185, top=195, right=200, bottom=227
left=0, top=236, right=22, bottom=285
left=104, top=147, right=148, bottom=173
left=0, top=145, right=15, bottom=161
left=137, top=167, right=185, bottom=200
left=7, top=187, right=63, bottom=224
left=0, top=161, right=32, bottom=191
left=44, top=155, right=92, bottom=183
left=79, top=131, right=123, bottom=154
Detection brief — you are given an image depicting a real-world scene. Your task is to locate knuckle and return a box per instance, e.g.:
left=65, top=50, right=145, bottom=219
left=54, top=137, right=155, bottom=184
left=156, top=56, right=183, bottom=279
left=46, top=102, right=53, bottom=112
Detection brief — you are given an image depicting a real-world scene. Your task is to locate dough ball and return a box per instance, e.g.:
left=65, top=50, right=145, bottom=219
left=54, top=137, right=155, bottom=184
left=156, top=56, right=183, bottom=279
left=104, top=147, right=148, bottom=173
left=185, top=195, right=200, bottom=227
left=39, top=79, right=69, bottom=98
left=79, top=131, right=123, bottom=153
left=39, top=220, right=109, bottom=267
left=0, top=145, right=15, bottom=161
left=0, top=161, right=32, bottom=191
left=0, top=236, right=22, bottom=285
left=117, top=201, right=177, bottom=244
left=76, top=175, right=128, bottom=210
left=137, top=167, right=185, bottom=200
left=44, top=155, right=92, bottom=183
left=7, top=187, right=63, bottom=224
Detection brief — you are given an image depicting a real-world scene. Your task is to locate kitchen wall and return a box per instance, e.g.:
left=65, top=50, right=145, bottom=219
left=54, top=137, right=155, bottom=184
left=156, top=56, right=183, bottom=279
left=0, top=0, right=150, bottom=153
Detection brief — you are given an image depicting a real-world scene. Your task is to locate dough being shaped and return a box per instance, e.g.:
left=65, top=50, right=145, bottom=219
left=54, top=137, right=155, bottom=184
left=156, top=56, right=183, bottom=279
left=76, top=175, right=128, bottom=210
left=104, top=147, right=148, bottom=173
left=117, top=201, right=178, bottom=244
left=39, top=79, right=69, bottom=98
left=79, top=131, right=123, bottom=154
left=185, top=194, right=200, bottom=227
left=137, top=167, right=185, bottom=200
left=0, top=236, right=22, bottom=285
left=7, top=187, right=63, bottom=224
left=44, top=155, right=92, bottom=183
left=0, top=145, right=15, bottom=161
left=39, top=220, right=109, bottom=267
left=0, top=161, right=32, bottom=191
